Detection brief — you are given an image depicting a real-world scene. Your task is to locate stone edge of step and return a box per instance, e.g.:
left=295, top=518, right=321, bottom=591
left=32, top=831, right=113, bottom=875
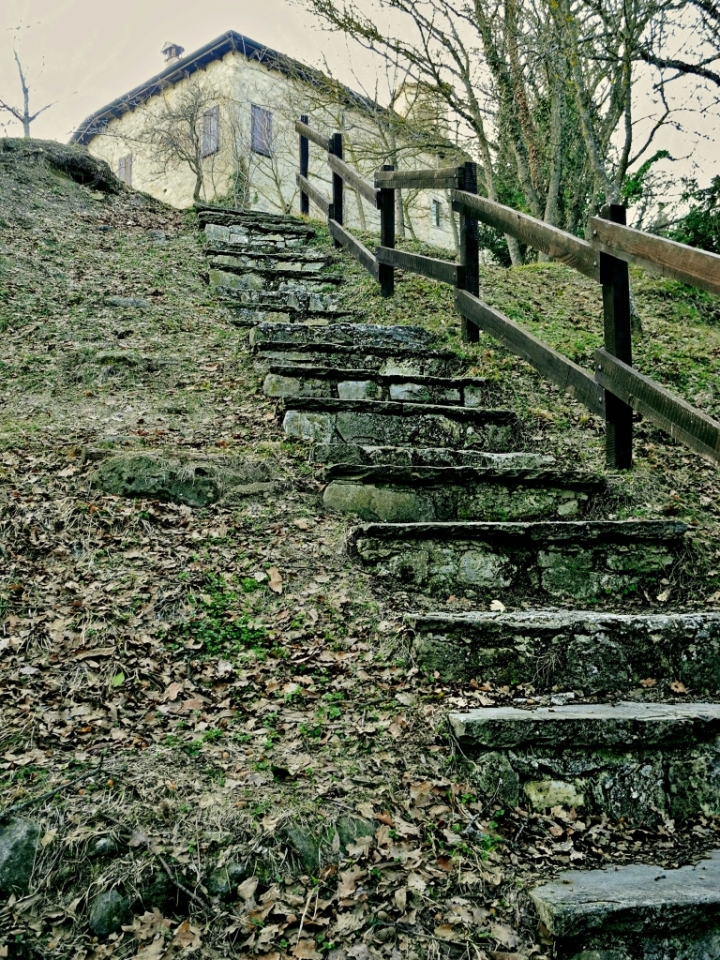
left=447, top=700, right=720, bottom=750
left=266, top=365, right=490, bottom=388
left=325, top=465, right=606, bottom=489
left=282, top=398, right=519, bottom=422
left=404, top=609, right=720, bottom=630
left=347, top=519, right=688, bottom=547
left=529, top=848, right=720, bottom=938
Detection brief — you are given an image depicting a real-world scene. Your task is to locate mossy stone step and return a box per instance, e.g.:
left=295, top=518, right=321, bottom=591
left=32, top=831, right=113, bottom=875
left=197, top=205, right=312, bottom=229
left=283, top=398, right=520, bottom=451
left=311, top=444, right=554, bottom=469
left=250, top=321, right=439, bottom=350
left=530, top=850, right=720, bottom=956
left=264, top=365, right=496, bottom=406
left=222, top=291, right=354, bottom=325
left=323, top=466, right=604, bottom=522
left=254, top=344, right=465, bottom=378
left=205, top=246, right=331, bottom=266
left=408, top=609, right=720, bottom=692
left=209, top=266, right=343, bottom=295
left=348, top=519, right=687, bottom=603
left=449, top=701, right=720, bottom=822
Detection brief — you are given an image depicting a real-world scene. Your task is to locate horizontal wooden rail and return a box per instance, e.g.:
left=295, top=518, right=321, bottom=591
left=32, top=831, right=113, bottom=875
left=326, top=153, right=379, bottom=207
left=294, top=119, right=331, bottom=151
left=589, top=218, right=720, bottom=296
left=295, top=174, right=332, bottom=217
left=374, top=166, right=462, bottom=191
left=376, top=246, right=465, bottom=286
left=452, top=191, right=600, bottom=282
left=456, top=289, right=605, bottom=417
left=329, top=219, right=379, bottom=279
left=595, top=349, right=720, bottom=464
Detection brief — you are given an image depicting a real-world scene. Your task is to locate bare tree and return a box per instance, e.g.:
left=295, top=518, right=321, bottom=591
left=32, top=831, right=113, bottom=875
left=139, top=76, right=222, bottom=202
left=638, top=0, right=720, bottom=89
left=0, top=40, right=57, bottom=137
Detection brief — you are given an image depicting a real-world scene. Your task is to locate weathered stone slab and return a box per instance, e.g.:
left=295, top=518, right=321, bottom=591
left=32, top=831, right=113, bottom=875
left=349, top=520, right=687, bottom=603
left=214, top=283, right=348, bottom=316
left=449, top=702, right=720, bottom=822
left=530, top=850, right=720, bottom=959
left=92, top=453, right=276, bottom=507
left=253, top=343, right=464, bottom=378
left=323, top=466, right=603, bottom=522
left=409, top=610, right=720, bottom=691
left=283, top=399, right=519, bottom=451
left=311, top=444, right=555, bottom=469
left=264, top=365, right=497, bottom=407
left=0, top=819, right=39, bottom=894
left=250, top=321, right=438, bottom=350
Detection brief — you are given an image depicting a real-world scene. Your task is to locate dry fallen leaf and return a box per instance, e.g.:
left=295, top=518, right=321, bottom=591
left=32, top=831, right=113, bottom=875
left=237, top=877, right=259, bottom=900
left=338, top=865, right=366, bottom=898
left=171, top=920, right=201, bottom=951
left=268, top=567, right=283, bottom=594
left=640, top=678, right=657, bottom=687
left=670, top=680, right=687, bottom=693
left=292, top=941, right=321, bottom=960
left=489, top=599, right=506, bottom=612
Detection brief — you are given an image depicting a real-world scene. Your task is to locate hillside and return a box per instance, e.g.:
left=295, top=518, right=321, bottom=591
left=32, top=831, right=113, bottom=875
left=2, top=138, right=720, bottom=960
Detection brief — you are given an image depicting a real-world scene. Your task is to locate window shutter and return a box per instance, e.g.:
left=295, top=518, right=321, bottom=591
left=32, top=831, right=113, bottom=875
left=251, top=105, right=273, bottom=157
left=202, top=106, right=219, bottom=157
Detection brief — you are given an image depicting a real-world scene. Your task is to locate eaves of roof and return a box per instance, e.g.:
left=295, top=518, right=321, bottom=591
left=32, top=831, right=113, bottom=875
left=69, top=29, right=381, bottom=146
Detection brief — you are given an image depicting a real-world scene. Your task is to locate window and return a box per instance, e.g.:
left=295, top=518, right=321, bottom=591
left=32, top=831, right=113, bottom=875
left=118, top=154, right=132, bottom=186
left=202, top=106, right=220, bottom=157
left=431, top=199, right=441, bottom=227
left=251, top=105, right=273, bottom=157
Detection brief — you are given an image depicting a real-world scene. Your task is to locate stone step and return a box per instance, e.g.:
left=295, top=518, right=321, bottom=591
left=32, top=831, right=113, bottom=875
left=310, top=444, right=555, bottom=469
left=197, top=203, right=311, bottom=228
left=282, top=399, right=521, bottom=452
left=530, top=851, right=720, bottom=958
left=220, top=290, right=354, bottom=325
left=206, top=248, right=333, bottom=270
left=263, top=365, right=497, bottom=406
left=448, top=701, right=720, bottom=822
left=323, top=466, right=605, bottom=522
left=203, top=220, right=315, bottom=249
left=250, top=321, right=439, bottom=350
left=408, top=609, right=720, bottom=692
left=209, top=264, right=343, bottom=295
left=348, top=519, right=687, bottom=603
left=253, top=343, right=465, bottom=378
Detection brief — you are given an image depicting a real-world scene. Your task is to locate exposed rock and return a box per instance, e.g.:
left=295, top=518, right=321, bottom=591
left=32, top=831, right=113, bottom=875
left=0, top=819, right=40, bottom=894
left=283, top=824, right=320, bottom=873
left=88, top=889, right=130, bottom=936
left=206, top=861, right=250, bottom=900
left=334, top=816, right=375, bottom=850
left=0, top=138, right=122, bottom=193
left=92, top=452, right=275, bottom=507
left=91, top=836, right=120, bottom=858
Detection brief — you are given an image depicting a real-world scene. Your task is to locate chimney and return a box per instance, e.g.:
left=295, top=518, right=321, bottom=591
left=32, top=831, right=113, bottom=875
left=161, top=41, right=185, bottom=64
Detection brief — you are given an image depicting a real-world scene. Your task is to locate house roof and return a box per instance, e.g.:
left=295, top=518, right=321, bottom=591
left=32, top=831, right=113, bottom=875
left=69, top=29, right=379, bottom=145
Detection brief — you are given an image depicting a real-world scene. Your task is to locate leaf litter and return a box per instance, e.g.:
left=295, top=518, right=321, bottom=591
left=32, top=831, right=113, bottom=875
left=2, top=141, right=720, bottom=960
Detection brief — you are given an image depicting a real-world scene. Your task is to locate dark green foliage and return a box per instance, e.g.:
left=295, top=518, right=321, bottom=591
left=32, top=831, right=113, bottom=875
left=669, top=177, right=720, bottom=254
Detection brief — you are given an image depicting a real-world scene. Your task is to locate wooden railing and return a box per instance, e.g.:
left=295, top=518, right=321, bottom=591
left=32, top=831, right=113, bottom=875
left=295, top=116, right=720, bottom=469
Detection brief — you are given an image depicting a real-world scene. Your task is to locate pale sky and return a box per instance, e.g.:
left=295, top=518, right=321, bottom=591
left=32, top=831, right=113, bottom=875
left=1, top=0, right=717, bottom=201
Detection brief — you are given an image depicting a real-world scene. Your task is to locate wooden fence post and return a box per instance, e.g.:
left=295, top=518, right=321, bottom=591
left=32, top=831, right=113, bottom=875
left=458, top=161, right=480, bottom=343
left=299, top=114, right=309, bottom=216
left=599, top=203, right=633, bottom=469
left=379, top=164, right=395, bottom=297
left=330, top=132, right=343, bottom=248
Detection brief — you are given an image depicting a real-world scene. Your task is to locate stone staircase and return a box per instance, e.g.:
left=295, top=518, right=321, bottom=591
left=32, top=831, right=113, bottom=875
left=200, top=206, right=720, bottom=957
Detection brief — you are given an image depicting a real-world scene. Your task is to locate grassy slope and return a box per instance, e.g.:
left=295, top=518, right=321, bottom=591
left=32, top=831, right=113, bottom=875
left=1, top=140, right=720, bottom=960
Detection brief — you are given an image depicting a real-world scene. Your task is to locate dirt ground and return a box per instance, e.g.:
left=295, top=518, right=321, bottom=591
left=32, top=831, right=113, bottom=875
left=2, top=139, right=720, bottom=960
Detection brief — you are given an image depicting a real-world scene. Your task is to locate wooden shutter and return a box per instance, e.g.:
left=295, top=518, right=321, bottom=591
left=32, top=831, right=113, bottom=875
left=202, top=106, right=219, bottom=157
left=251, top=105, right=272, bottom=157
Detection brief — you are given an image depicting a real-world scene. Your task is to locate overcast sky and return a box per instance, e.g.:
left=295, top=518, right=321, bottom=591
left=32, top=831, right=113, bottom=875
left=1, top=0, right=716, bottom=197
